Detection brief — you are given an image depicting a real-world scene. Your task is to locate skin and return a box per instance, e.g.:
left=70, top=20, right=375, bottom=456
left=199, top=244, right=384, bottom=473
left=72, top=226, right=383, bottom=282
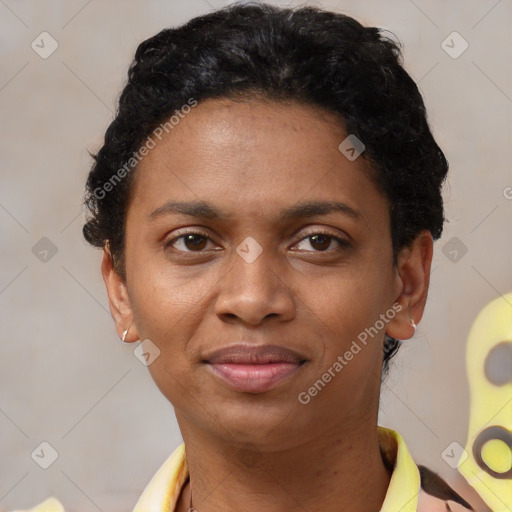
left=102, top=97, right=433, bottom=512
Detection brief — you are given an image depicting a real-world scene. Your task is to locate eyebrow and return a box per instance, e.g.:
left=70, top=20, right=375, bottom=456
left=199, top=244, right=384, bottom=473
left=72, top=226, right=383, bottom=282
left=148, top=200, right=363, bottom=223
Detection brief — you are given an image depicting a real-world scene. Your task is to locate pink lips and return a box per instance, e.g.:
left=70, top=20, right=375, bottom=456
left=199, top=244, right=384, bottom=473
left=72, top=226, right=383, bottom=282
left=204, top=344, right=306, bottom=393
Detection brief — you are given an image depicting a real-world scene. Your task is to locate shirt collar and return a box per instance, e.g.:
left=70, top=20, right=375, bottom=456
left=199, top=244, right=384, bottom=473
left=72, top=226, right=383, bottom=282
left=132, top=426, right=421, bottom=512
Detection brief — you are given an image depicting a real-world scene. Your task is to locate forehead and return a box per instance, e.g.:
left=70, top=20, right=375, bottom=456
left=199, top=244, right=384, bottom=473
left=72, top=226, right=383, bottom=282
left=128, top=97, right=385, bottom=223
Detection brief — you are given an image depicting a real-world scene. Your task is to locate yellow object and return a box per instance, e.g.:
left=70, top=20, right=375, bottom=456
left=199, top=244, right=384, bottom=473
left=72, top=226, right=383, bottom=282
left=458, top=292, right=512, bottom=512
left=9, top=497, right=64, bottom=512
left=481, top=439, right=512, bottom=474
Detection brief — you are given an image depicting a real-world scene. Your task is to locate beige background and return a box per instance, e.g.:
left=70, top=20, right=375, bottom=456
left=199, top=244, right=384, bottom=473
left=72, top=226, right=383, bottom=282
left=1, top=0, right=511, bottom=510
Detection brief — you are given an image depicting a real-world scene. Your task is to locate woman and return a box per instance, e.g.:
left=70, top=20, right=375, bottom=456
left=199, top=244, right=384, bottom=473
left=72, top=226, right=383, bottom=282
left=14, top=3, right=477, bottom=511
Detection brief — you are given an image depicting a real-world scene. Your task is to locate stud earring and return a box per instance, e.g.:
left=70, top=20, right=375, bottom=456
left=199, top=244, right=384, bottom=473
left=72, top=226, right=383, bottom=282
left=410, top=317, right=417, bottom=335
left=121, top=321, right=134, bottom=342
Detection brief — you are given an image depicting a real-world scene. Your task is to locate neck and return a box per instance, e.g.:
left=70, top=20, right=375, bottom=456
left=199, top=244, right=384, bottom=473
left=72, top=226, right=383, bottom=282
left=176, top=417, right=391, bottom=512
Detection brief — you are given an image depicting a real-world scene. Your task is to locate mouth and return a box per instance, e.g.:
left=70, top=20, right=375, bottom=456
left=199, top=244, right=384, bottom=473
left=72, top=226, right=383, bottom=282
left=203, top=344, right=308, bottom=393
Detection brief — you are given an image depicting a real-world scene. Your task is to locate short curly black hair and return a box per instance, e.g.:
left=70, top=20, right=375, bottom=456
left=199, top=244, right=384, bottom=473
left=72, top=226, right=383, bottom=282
left=82, top=2, right=448, bottom=378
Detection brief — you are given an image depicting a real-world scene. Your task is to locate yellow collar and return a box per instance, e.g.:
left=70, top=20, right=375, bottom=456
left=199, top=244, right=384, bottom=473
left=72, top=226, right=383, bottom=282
left=132, top=426, right=421, bottom=512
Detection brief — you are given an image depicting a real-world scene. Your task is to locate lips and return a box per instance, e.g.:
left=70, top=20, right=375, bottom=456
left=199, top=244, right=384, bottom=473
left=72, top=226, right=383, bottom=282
left=205, top=344, right=306, bottom=365
left=204, top=344, right=307, bottom=393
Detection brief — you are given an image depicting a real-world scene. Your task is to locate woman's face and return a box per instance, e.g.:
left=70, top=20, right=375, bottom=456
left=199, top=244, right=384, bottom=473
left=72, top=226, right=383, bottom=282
left=103, top=98, right=429, bottom=449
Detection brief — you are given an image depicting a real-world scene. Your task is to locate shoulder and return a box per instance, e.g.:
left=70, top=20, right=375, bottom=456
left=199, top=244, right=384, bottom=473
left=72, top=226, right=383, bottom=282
left=378, top=427, right=477, bottom=512
left=418, top=464, right=475, bottom=511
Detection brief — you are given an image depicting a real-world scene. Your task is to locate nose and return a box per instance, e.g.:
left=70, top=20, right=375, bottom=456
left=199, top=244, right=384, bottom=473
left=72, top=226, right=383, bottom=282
left=214, top=243, right=295, bottom=326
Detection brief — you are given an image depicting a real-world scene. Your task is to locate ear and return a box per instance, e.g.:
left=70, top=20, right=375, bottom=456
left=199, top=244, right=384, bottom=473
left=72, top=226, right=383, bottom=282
left=101, top=243, right=139, bottom=343
left=386, top=230, right=434, bottom=341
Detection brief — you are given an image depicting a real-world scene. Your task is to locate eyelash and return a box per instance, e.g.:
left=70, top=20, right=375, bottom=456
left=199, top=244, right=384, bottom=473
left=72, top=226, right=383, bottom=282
left=163, top=229, right=351, bottom=254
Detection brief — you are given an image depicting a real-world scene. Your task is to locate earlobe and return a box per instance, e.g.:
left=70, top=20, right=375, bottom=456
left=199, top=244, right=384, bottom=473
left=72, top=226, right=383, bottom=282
left=385, top=230, right=433, bottom=341
left=101, top=243, right=139, bottom=342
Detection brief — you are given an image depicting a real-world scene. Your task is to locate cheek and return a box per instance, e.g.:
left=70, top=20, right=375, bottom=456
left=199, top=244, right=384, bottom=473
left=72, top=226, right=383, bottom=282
left=128, top=253, right=213, bottom=337
left=301, top=275, right=389, bottom=417
left=126, top=268, right=198, bottom=365
left=129, top=277, right=205, bottom=409
left=310, top=265, right=392, bottom=366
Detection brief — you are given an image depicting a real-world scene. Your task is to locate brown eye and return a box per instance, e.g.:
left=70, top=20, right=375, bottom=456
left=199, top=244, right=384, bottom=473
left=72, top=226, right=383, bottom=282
left=308, top=234, right=332, bottom=251
left=164, top=232, right=214, bottom=252
left=182, top=234, right=208, bottom=251
left=295, top=232, right=351, bottom=252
